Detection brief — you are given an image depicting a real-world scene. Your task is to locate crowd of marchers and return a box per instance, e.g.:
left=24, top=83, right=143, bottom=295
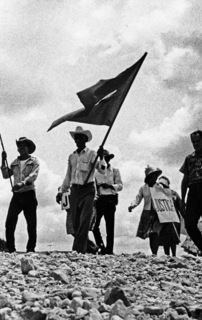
left=1, top=128, right=202, bottom=257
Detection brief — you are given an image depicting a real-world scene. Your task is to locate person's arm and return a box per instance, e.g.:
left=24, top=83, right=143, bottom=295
left=22, top=158, right=39, bottom=185
left=172, top=190, right=184, bottom=218
left=128, top=186, right=143, bottom=212
left=181, top=174, right=188, bottom=203
left=180, top=175, right=188, bottom=215
left=61, top=157, right=71, bottom=193
left=112, top=168, right=123, bottom=192
left=56, top=158, right=71, bottom=204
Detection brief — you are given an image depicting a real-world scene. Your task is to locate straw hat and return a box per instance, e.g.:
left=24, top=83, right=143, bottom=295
left=144, top=165, right=162, bottom=183
left=69, top=126, right=92, bottom=142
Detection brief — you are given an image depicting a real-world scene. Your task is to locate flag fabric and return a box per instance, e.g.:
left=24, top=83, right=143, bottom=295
left=48, top=52, right=147, bottom=131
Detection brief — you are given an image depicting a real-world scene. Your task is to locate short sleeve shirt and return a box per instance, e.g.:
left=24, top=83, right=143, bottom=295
left=180, top=152, right=202, bottom=186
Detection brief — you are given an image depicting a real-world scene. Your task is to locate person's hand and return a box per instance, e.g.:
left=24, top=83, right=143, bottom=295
left=97, top=146, right=104, bottom=159
left=128, top=205, right=134, bottom=212
left=56, top=192, right=62, bottom=204
left=12, top=182, right=24, bottom=192
left=2, top=151, right=7, bottom=161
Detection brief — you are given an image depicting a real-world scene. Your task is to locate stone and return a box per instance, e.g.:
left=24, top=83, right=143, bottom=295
left=0, top=307, right=12, bottom=320
left=1, top=250, right=202, bottom=320
left=109, top=300, right=127, bottom=318
left=104, top=287, right=130, bottom=307
left=49, top=270, right=70, bottom=284
left=21, top=257, right=36, bottom=275
left=88, top=307, right=103, bottom=320
left=0, top=295, right=12, bottom=309
left=70, top=297, right=84, bottom=312
left=20, top=306, right=47, bottom=320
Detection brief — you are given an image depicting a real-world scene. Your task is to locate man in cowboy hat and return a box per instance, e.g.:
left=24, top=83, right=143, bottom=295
left=93, top=149, right=123, bottom=254
left=1, top=137, right=39, bottom=253
left=56, top=126, right=106, bottom=254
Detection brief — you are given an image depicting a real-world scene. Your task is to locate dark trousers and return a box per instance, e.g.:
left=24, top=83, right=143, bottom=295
left=5, top=191, right=38, bottom=252
left=70, top=183, right=95, bottom=254
left=93, top=195, right=116, bottom=254
left=185, top=184, right=202, bottom=251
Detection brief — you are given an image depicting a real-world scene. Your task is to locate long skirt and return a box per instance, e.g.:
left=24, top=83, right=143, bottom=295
left=158, top=222, right=180, bottom=246
left=136, top=209, right=162, bottom=240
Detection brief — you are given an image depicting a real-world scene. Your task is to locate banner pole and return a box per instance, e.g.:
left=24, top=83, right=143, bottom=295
left=84, top=53, right=148, bottom=184
left=0, top=134, right=13, bottom=190
left=171, top=220, right=181, bottom=242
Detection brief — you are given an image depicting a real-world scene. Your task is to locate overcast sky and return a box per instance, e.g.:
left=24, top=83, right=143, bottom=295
left=0, top=0, right=201, bottom=253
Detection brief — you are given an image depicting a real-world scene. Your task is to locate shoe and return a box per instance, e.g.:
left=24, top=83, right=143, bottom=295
left=5, top=249, right=16, bottom=254
left=4, top=246, right=16, bottom=253
left=26, top=249, right=35, bottom=253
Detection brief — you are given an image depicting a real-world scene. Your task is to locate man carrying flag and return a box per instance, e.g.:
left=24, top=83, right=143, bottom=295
left=56, top=126, right=106, bottom=254
left=50, top=53, right=147, bottom=254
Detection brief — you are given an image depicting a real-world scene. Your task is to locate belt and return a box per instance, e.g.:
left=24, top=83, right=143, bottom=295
left=72, top=182, right=94, bottom=188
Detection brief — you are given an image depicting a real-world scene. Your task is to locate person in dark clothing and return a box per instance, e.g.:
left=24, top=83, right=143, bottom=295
left=1, top=137, right=39, bottom=253
left=93, top=150, right=123, bottom=255
left=180, top=130, right=202, bottom=253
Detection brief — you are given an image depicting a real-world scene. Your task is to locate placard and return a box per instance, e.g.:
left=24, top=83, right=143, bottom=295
left=150, top=185, right=180, bottom=223
left=61, top=191, right=70, bottom=210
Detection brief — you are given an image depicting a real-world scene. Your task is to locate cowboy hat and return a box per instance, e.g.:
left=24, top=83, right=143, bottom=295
left=103, top=149, right=114, bottom=160
left=69, top=126, right=92, bottom=142
left=16, top=137, right=36, bottom=154
left=144, top=165, right=162, bottom=183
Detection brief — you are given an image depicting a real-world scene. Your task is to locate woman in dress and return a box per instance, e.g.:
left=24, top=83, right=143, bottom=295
left=128, top=166, right=162, bottom=255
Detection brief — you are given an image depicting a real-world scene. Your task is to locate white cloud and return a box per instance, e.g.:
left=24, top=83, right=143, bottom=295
left=129, top=105, right=191, bottom=150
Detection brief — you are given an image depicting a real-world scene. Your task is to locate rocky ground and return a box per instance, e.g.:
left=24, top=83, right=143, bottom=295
left=0, top=250, right=202, bottom=320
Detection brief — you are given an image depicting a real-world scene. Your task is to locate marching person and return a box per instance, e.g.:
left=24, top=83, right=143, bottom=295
left=180, top=130, right=202, bottom=253
left=128, top=166, right=162, bottom=255
left=93, top=149, right=123, bottom=255
left=1, top=137, right=39, bottom=253
left=158, top=176, right=182, bottom=257
left=56, top=126, right=106, bottom=254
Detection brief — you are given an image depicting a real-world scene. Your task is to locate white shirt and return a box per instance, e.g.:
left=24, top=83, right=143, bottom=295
left=95, top=165, right=123, bottom=195
left=62, top=147, right=106, bottom=192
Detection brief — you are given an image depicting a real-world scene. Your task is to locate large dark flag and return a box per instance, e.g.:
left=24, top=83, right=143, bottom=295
left=48, top=52, right=147, bottom=131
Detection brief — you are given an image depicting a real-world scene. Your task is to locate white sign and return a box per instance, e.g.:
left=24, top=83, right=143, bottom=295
left=150, top=185, right=180, bottom=223
left=61, top=191, right=70, bottom=210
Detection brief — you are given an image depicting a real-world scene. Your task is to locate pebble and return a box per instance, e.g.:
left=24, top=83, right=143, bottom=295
left=0, top=251, right=202, bottom=319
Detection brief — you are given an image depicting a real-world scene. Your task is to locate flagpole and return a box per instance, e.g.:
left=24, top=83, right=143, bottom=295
left=84, top=52, right=148, bottom=184
left=0, top=134, right=13, bottom=190
left=172, top=221, right=181, bottom=242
